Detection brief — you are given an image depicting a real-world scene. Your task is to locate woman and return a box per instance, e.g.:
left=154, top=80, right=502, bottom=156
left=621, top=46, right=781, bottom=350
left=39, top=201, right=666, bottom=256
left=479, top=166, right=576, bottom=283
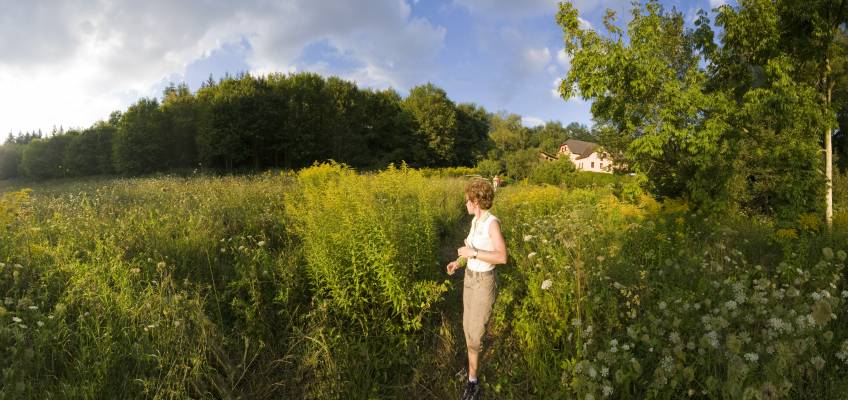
left=446, top=178, right=507, bottom=400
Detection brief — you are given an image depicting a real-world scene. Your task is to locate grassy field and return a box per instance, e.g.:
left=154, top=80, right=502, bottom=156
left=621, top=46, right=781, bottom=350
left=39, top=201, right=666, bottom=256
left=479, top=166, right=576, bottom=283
left=1, top=165, right=847, bottom=399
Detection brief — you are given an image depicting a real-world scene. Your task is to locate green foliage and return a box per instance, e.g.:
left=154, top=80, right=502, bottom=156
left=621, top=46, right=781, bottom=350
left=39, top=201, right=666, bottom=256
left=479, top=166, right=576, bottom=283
left=286, top=163, right=457, bottom=333
left=455, top=103, right=492, bottom=166
left=559, top=0, right=735, bottom=210
left=63, top=124, right=115, bottom=176
left=476, top=158, right=503, bottom=179
left=488, top=112, right=531, bottom=160
left=3, top=170, right=848, bottom=398
left=20, top=134, right=73, bottom=179
left=113, top=98, right=168, bottom=175
left=505, top=148, right=541, bottom=180
left=0, top=144, right=22, bottom=179
left=403, top=83, right=461, bottom=166
left=529, top=157, right=576, bottom=185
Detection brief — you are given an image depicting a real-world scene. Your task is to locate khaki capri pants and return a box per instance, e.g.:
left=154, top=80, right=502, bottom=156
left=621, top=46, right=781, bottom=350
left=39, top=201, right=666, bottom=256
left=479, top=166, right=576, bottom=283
left=463, top=268, right=497, bottom=355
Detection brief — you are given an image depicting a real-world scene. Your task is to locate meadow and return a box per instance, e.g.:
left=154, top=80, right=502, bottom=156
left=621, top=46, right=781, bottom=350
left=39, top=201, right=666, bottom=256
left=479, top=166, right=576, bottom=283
left=1, top=164, right=847, bottom=399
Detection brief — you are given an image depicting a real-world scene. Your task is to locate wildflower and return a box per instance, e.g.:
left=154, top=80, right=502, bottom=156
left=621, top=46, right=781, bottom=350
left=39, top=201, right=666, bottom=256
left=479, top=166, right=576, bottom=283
left=837, top=250, right=847, bottom=262
left=36, top=321, right=44, bottom=327
left=842, top=290, right=848, bottom=299
left=811, top=356, right=826, bottom=371
left=822, top=247, right=834, bottom=260
left=661, top=355, right=673, bottom=372
left=724, top=300, right=737, bottom=311
left=812, top=300, right=833, bottom=326
left=130, top=268, right=140, bottom=274
left=588, top=366, right=597, bottom=379
left=658, top=301, right=667, bottom=311
left=157, top=261, right=166, bottom=269
left=12, top=316, right=22, bottom=323
left=601, top=367, right=609, bottom=377
left=744, top=352, right=759, bottom=363
left=541, top=279, right=553, bottom=290
left=523, top=234, right=533, bottom=242
left=258, top=241, right=267, bottom=247
left=18, top=324, right=27, bottom=329
left=528, top=252, right=537, bottom=259
left=602, top=385, right=613, bottom=397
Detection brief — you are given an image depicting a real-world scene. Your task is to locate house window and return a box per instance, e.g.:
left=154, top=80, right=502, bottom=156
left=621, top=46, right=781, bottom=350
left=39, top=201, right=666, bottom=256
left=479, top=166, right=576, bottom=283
left=591, top=162, right=595, bottom=168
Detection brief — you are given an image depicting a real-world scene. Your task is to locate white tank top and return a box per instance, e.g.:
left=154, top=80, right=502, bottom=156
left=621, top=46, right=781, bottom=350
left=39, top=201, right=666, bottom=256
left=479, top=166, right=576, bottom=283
left=466, top=211, right=499, bottom=272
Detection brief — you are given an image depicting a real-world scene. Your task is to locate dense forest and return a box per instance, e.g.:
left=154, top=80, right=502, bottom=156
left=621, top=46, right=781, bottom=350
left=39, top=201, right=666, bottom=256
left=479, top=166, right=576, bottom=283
left=0, top=74, right=597, bottom=182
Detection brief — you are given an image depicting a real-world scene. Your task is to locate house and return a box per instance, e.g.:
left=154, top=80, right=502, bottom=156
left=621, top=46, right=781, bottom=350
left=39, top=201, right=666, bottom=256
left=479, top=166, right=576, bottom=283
left=553, top=139, right=614, bottom=173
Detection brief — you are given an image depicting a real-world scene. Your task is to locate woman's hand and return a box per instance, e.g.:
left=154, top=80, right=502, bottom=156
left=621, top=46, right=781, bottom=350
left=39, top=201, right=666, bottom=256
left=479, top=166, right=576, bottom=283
left=446, top=260, right=460, bottom=275
left=457, top=246, right=475, bottom=258
left=458, top=239, right=476, bottom=259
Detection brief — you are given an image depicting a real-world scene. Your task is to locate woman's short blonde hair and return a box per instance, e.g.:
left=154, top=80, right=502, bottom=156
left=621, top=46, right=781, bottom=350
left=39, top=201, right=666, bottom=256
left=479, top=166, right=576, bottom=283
left=465, top=178, right=495, bottom=210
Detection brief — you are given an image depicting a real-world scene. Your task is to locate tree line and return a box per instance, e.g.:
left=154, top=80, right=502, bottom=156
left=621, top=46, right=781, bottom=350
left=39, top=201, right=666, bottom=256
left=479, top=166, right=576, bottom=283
left=0, top=72, right=599, bottom=181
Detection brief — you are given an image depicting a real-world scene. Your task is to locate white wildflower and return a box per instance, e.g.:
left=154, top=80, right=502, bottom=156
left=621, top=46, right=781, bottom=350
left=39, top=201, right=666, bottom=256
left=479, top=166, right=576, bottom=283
left=669, top=332, right=681, bottom=343
left=601, top=367, right=609, bottom=377
left=602, top=385, right=613, bottom=397
left=258, top=241, right=267, bottom=247
left=36, top=321, right=44, bottom=327
left=523, top=234, right=533, bottom=242
left=724, top=300, right=737, bottom=311
left=541, top=279, right=553, bottom=290
left=811, top=356, right=826, bottom=371
left=658, top=301, right=667, bottom=311
left=588, top=366, right=597, bottom=379
left=744, top=352, right=759, bottom=363
left=661, top=355, right=674, bottom=372
left=12, top=316, right=22, bottom=323
left=28, top=306, right=38, bottom=311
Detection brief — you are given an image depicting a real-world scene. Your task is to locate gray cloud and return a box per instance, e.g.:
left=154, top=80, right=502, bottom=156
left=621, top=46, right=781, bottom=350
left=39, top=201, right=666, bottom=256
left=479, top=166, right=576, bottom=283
left=0, top=0, right=447, bottom=134
left=0, top=0, right=445, bottom=93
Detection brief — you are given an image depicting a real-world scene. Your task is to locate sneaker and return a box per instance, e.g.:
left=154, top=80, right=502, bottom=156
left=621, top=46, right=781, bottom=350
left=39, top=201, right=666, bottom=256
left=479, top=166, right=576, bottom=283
left=461, top=380, right=481, bottom=400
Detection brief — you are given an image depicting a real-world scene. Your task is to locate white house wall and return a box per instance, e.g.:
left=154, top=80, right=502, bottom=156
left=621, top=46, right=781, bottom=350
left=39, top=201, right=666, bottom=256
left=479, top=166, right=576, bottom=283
left=573, top=152, right=612, bottom=173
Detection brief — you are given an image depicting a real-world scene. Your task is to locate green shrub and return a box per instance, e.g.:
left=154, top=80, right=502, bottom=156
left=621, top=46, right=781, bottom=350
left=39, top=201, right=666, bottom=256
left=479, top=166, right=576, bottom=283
left=476, top=158, right=503, bottom=179
left=529, top=157, right=576, bottom=185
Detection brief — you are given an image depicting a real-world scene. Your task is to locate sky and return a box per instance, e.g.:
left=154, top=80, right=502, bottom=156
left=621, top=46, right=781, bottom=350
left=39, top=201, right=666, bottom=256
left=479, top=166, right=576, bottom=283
left=0, top=0, right=728, bottom=137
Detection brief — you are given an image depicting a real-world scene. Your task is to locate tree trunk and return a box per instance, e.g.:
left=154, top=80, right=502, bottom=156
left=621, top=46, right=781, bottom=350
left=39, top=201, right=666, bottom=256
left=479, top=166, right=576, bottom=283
left=826, top=57, right=834, bottom=229
left=827, top=127, right=833, bottom=228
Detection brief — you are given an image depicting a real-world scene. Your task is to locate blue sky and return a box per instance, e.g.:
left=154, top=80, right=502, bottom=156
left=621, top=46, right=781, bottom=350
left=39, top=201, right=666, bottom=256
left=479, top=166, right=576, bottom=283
left=0, top=0, right=728, bottom=136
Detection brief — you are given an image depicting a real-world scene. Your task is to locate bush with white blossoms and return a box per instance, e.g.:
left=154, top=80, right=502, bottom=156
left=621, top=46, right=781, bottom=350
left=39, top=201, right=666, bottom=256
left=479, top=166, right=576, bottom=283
left=485, top=183, right=848, bottom=399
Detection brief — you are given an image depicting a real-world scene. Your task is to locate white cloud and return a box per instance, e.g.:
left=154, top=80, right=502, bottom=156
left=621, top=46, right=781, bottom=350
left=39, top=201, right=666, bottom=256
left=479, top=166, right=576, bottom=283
left=0, top=0, right=446, bottom=135
left=709, top=0, right=728, bottom=7
left=521, top=116, right=546, bottom=127
left=524, top=47, right=552, bottom=72
left=452, top=0, right=558, bottom=18
left=551, top=78, right=564, bottom=99
left=577, top=17, right=593, bottom=30
left=557, top=49, right=571, bottom=68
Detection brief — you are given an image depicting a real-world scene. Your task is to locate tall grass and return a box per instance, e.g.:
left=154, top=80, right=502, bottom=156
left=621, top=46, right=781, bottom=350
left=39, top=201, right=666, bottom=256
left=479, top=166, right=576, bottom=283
left=1, top=169, right=847, bottom=399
